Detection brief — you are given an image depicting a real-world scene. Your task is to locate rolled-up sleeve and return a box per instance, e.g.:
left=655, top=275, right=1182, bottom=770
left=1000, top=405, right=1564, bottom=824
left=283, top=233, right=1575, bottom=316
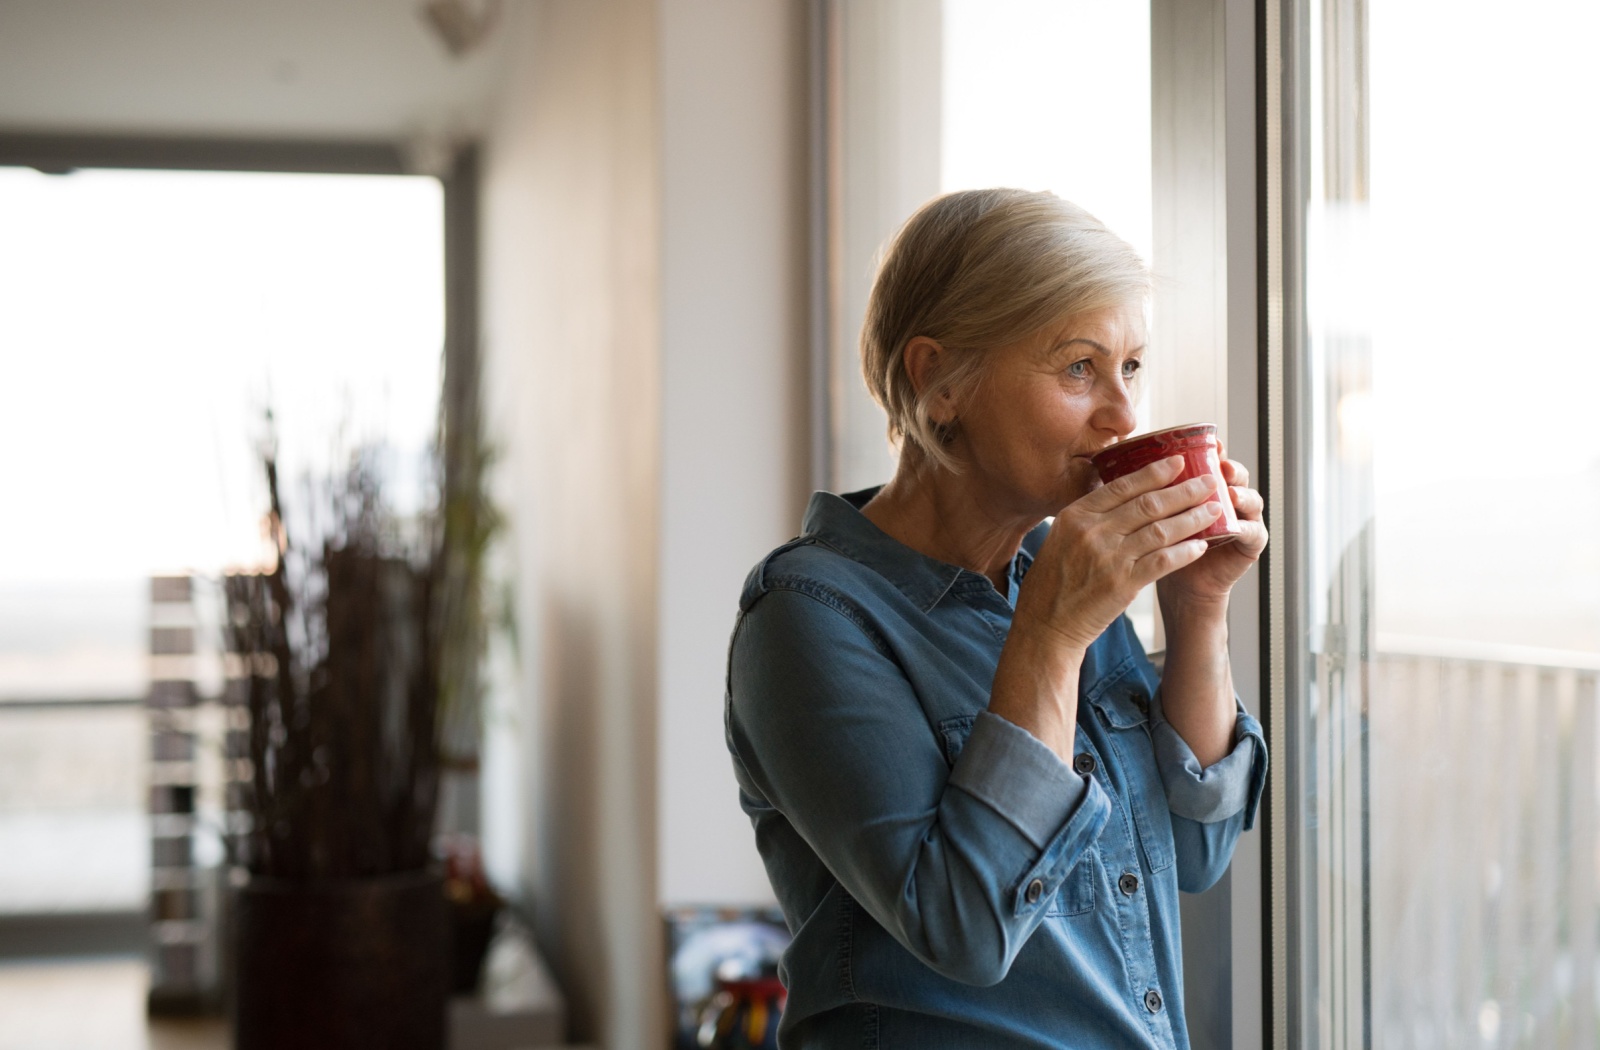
left=1147, top=690, right=1267, bottom=828
left=1147, top=689, right=1268, bottom=893
left=727, top=587, right=1109, bottom=987
left=950, top=712, right=1096, bottom=850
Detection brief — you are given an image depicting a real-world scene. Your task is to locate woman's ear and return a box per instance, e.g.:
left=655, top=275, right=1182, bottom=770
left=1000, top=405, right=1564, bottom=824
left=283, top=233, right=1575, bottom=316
left=902, top=336, right=958, bottom=426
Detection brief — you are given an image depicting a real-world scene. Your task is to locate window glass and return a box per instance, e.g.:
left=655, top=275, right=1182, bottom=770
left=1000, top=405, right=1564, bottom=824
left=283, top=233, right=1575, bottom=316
left=941, top=0, right=1151, bottom=265
left=1297, top=0, right=1600, bottom=1044
left=1366, top=3, right=1600, bottom=1045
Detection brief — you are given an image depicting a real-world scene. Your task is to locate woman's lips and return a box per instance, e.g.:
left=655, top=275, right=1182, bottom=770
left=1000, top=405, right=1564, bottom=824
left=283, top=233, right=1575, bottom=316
left=1070, top=455, right=1104, bottom=490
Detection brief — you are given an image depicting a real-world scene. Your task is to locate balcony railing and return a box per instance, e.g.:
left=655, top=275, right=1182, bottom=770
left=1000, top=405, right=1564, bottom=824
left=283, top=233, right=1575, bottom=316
left=1372, top=635, right=1600, bottom=1049
left=0, top=697, right=148, bottom=917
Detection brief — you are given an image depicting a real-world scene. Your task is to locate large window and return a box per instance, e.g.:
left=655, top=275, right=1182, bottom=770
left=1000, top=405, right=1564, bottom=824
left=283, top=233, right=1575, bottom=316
left=0, top=168, right=443, bottom=917
left=1275, top=0, right=1600, bottom=1044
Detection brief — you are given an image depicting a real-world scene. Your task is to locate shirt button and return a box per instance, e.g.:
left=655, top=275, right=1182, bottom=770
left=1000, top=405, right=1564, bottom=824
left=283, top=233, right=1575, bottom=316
left=1145, top=989, right=1163, bottom=1013
left=1119, top=872, right=1140, bottom=896
left=1025, top=878, right=1044, bottom=904
left=1072, top=752, right=1096, bottom=775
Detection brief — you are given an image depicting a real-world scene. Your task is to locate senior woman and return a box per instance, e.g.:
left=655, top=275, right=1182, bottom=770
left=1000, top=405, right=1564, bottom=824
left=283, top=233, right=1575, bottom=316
left=725, top=188, right=1268, bottom=1049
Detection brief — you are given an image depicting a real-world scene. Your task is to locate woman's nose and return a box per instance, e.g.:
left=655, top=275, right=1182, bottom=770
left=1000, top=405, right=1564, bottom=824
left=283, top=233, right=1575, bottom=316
left=1093, top=379, right=1138, bottom=437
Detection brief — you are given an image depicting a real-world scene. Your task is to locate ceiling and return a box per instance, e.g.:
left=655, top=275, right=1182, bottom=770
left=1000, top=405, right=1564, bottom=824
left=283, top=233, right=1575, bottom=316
left=0, top=0, right=517, bottom=152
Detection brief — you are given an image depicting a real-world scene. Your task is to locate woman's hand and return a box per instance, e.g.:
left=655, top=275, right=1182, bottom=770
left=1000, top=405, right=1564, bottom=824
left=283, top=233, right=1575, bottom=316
left=1013, top=455, right=1223, bottom=654
left=1154, top=456, right=1265, bottom=765
left=1155, top=456, right=1268, bottom=612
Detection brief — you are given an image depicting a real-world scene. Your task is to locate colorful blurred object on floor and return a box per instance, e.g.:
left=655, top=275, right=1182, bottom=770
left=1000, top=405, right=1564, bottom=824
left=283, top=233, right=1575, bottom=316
left=695, top=959, right=785, bottom=1050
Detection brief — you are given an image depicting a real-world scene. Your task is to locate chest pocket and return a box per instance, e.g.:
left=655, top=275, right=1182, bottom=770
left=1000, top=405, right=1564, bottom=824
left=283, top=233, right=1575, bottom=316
left=1085, top=669, right=1175, bottom=873
left=937, top=714, right=1099, bottom=918
left=1048, top=849, right=1098, bottom=916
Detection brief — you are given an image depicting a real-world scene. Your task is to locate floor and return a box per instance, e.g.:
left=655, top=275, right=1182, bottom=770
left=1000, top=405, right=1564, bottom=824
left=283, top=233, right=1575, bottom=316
left=0, top=957, right=228, bottom=1050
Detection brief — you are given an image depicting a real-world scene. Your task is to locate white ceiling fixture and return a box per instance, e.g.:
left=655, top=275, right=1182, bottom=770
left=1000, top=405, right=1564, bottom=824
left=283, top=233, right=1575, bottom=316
left=419, top=0, right=504, bottom=59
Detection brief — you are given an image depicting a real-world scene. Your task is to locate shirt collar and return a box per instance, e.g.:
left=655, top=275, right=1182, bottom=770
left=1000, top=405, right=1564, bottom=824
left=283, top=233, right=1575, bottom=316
left=801, top=487, right=1048, bottom=613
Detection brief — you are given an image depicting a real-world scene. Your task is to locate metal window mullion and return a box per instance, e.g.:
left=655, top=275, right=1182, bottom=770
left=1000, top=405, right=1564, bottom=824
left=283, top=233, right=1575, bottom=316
left=1260, top=0, right=1314, bottom=1045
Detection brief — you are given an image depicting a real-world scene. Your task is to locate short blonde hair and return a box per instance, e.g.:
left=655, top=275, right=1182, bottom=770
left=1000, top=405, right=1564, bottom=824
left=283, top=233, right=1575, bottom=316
left=860, top=188, right=1150, bottom=473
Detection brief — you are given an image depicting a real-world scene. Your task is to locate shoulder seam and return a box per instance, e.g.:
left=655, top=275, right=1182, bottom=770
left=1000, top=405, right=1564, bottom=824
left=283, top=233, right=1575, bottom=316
left=755, top=575, right=896, bottom=661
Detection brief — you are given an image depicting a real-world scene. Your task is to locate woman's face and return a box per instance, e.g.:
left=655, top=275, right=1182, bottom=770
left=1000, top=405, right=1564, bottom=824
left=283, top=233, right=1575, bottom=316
left=947, top=303, right=1145, bottom=518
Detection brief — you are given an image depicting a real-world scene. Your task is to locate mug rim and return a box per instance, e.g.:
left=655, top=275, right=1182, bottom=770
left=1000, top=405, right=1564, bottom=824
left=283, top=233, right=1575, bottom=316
left=1090, top=422, right=1218, bottom=472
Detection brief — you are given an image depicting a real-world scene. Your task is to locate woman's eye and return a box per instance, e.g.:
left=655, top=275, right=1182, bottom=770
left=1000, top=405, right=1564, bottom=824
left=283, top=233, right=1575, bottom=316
left=1066, top=360, right=1090, bottom=379
left=1122, top=359, right=1142, bottom=379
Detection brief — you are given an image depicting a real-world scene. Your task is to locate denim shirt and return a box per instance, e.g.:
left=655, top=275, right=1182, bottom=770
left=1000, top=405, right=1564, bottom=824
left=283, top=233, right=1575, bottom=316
left=725, top=489, right=1267, bottom=1050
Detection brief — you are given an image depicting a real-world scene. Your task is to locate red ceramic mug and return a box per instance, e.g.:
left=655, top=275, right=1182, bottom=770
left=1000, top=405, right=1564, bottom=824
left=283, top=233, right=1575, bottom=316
left=1089, top=423, right=1242, bottom=547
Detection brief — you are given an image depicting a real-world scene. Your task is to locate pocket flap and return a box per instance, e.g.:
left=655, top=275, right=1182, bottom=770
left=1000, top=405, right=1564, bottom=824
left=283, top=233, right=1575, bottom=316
left=1088, top=686, right=1149, bottom=730
left=936, top=714, right=977, bottom=766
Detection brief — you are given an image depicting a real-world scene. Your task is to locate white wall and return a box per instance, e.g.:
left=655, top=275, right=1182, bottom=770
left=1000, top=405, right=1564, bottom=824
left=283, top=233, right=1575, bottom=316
left=831, top=0, right=942, bottom=494
left=480, top=0, right=811, bottom=1042
left=656, top=0, right=810, bottom=909
left=479, top=2, right=664, bottom=1045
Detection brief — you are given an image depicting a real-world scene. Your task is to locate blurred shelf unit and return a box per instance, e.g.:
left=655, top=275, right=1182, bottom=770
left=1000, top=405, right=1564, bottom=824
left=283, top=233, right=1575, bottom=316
left=145, top=574, right=248, bottom=1017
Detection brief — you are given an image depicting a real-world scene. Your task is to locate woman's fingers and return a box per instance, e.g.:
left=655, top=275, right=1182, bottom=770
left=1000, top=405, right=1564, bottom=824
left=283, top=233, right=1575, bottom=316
left=1126, top=500, right=1223, bottom=558
left=1230, top=517, right=1270, bottom=559
left=1132, top=535, right=1211, bottom=584
left=1029, top=462, right=1239, bottom=645
left=1076, top=455, right=1187, bottom=512
left=1101, top=473, right=1219, bottom=533
left=1220, top=458, right=1250, bottom=487
left=1071, top=459, right=1229, bottom=552
left=1229, top=484, right=1264, bottom=521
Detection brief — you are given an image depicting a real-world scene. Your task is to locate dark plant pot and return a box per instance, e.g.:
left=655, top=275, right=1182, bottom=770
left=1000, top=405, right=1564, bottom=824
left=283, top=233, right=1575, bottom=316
left=449, top=897, right=502, bottom=994
left=234, top=870, right=449, bottom=1050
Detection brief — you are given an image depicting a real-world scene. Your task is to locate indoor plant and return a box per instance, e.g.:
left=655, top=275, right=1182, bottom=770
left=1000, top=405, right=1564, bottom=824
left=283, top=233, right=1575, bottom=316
left=222, top=417, right=493, bottom=1048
